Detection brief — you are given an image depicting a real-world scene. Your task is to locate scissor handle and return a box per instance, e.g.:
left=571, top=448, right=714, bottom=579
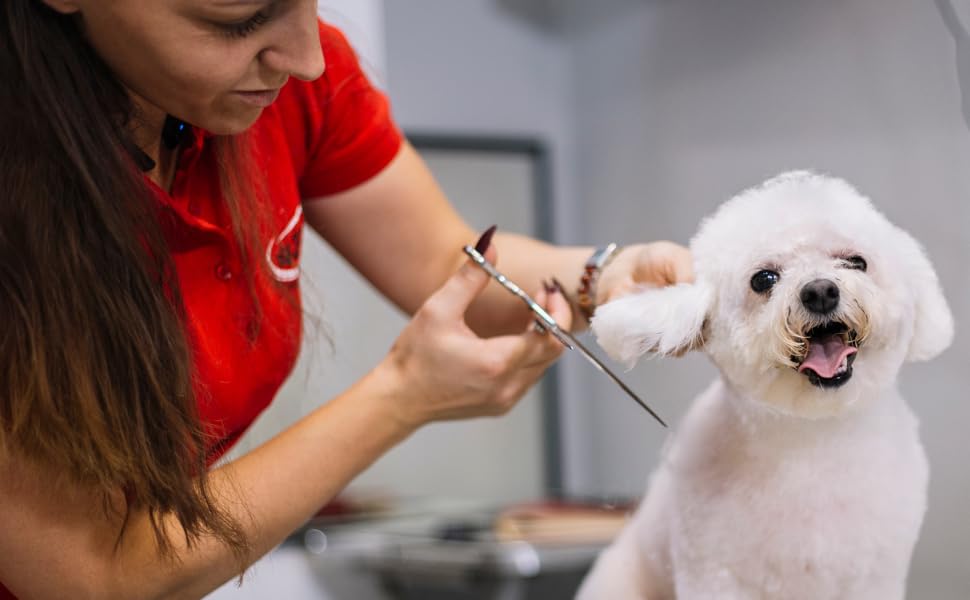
left=462, top=245, right=573, bottom=348
left=461, top=244, right=664, bottom=427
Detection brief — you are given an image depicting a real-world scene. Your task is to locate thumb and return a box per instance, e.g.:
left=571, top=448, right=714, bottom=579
left=431, top=226, right=498, bottom=317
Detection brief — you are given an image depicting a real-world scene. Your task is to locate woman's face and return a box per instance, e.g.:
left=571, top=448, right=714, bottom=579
left=47, top=0, right=325, bottom=134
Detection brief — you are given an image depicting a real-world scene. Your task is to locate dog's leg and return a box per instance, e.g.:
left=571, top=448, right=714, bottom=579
left=576, top=530, right=673, bottom=599
left=852, top=573, right=907, bottom=600
left=576, top=475, right=674, bottom=600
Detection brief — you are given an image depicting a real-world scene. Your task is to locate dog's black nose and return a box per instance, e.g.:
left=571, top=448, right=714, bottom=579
left=800, top=279, right=840, bottom=314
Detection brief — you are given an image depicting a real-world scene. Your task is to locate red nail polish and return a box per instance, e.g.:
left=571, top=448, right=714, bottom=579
left=543, top=280, right=556, bottom=294
left=474, top=225, right=497, bottom=254
left=551, top=277, right=568, bottom=296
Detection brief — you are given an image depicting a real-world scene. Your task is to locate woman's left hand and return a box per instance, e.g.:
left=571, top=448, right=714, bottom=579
left=596, top=241, right=694, bottom=305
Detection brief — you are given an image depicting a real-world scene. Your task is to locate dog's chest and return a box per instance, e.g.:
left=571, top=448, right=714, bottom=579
left=665, top=394, right=928, bottom=593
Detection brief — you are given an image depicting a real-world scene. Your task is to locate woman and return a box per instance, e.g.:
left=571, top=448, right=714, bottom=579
left=0, top=0, right=692, bottom=597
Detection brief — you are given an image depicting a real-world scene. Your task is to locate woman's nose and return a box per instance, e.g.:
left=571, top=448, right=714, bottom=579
left=260, top=3, right=326, bottom=82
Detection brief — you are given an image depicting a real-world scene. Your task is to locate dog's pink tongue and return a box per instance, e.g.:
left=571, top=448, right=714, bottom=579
left=798, top=335, right=857, bottom=378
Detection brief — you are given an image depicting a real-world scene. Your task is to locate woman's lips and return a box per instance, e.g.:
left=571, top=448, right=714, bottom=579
left=234, top=88, right=281, bottom=108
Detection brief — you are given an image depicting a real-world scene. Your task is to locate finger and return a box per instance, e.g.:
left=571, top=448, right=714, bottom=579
left=528, top=286, right=549, bottom=334
left=466, top=326, right=563, bottom=392
left=497, top=361, right=555, bottom=413
left=545, top=279, right=573, bottom=332
left=518, top=284, right=571, bottom=366
left=481, top=351, right=555, bottom=417
left=668, top=244, right=695, bottom=284
left=599, top=275, right=637, bottom=305
left=473, top=284, right=564, bottom=367
left=489, top=285, right=552, bottom=362
left=428, top=229, right=499, bottom=320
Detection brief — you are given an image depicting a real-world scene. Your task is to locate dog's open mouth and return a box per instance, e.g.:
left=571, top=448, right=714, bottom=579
left=794, top=322, right=859, bottom=389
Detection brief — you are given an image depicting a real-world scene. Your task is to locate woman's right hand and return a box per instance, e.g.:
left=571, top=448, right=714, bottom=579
left=376, top=244, right=572, bottom=431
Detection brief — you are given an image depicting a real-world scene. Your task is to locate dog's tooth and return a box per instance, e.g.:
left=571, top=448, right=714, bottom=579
left=835, top=356, right=848, bottom=375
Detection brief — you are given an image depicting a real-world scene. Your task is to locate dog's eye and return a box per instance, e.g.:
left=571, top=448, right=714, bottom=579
left=842, top=255, right=868, bottom=271
left=750, top=270, right=780, bottom=294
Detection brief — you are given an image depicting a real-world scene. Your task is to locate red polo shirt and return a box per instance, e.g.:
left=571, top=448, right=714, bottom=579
left=0, top=20, right=401, bottom=600
left=164, top=20, right=402, bottom=464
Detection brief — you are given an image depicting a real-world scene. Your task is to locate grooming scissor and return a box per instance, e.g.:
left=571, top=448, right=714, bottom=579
left=462, top=245, right=667, bottom=428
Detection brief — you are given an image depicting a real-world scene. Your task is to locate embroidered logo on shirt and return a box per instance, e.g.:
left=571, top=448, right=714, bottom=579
left=266, top=204, right=303, bottom=283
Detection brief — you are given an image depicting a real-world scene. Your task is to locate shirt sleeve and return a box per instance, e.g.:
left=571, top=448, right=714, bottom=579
left=286, top=21, right=403, bottom=199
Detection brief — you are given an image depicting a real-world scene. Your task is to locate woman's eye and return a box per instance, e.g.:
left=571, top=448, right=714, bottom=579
left=222, top=11, right=270, bottom=38
left=750, top=270, right=780, bottom=294
left=842, top=255, right=868, bottom=272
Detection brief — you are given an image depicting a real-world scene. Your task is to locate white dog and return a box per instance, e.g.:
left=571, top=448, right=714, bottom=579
left=576, top=172, right=953, bottom=600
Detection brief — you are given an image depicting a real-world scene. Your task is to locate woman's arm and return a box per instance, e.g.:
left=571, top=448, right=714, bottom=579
left=0, top=246, right=572, bottom=599
left=303, top=142, right=591, bottom=335
left=0, top=365, right=410, bottom=599
left=303, top=142, right=692, bottom=336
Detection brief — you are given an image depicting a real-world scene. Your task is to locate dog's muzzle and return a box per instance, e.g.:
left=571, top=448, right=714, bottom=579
left=794, top=321, right=860, bottom=389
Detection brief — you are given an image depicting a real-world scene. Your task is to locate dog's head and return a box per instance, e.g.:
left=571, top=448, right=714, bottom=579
left=593, top=171, right=953, bottom=418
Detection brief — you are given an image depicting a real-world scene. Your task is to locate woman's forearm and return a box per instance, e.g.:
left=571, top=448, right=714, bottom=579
left=0, top=364, right=413, bottom=600
left=130, top=363, right=412, bottom=599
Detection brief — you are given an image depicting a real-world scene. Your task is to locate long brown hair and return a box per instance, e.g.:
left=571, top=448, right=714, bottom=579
left=0, top=1, right=250, bottom=560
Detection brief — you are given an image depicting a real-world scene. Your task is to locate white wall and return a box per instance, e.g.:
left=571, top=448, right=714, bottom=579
left=383, top=0, right=580, bottom=239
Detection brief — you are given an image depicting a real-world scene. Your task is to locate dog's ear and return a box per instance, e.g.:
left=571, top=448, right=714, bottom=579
left=898, top=231, right=954, bottom=362
left=591, top=282, right=713, bottom=369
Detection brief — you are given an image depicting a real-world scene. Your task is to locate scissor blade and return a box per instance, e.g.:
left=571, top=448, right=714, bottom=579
left=462, top=243, right=665, bottom=427
left=558, top=330, right=668, bottom=428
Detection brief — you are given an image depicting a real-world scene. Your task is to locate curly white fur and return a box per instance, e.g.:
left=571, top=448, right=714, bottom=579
left=578, top=171, right=953, bottom=600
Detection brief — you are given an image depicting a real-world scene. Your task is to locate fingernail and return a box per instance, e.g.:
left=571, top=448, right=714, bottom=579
left=551, top=277, right=568, bottom=297
left=543, top=280, right=556, bottom=295
left=474, top=225, right=497, bottom=254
